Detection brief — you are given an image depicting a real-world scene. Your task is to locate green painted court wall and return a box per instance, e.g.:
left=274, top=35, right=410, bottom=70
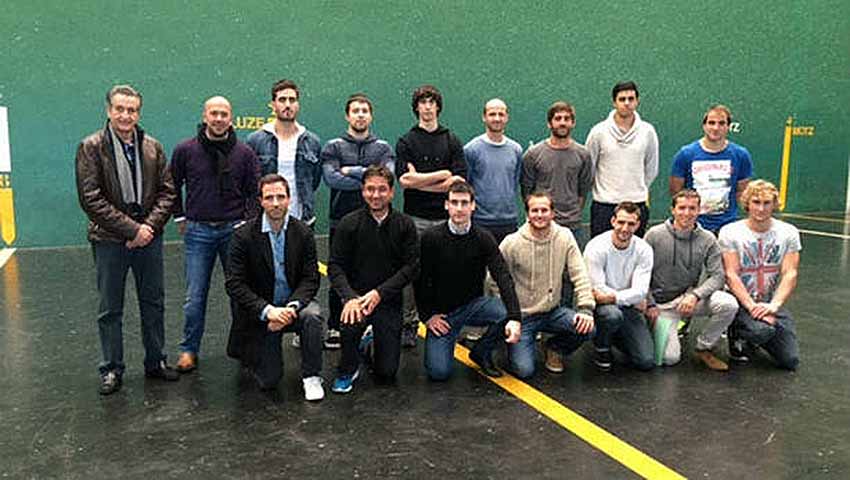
left=2, top=0, right=848, bottom=247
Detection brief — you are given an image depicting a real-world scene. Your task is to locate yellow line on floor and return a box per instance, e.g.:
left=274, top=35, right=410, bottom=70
left=417, top=324, right=685, bottom=480
left=781, top=212, right=850, bottom=224
left=0, top=247, right=15, bottom=268
left=798, top=229, right=850, bottom=240
left=320, top=259, right=681, bottom=477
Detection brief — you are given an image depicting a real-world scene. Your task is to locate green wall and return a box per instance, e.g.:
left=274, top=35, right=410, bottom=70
left=2, top=0, right=848, bottom=247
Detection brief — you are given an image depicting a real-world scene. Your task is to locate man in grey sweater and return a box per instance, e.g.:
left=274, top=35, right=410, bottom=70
left=644, top=190, right=738, bottom=371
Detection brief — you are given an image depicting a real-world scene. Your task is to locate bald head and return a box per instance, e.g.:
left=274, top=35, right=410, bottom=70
left=483, top=98, right=507, bottom=114
left=203, top=96, right=233, bottom=139
left=482, top=98, right=508, bottom=137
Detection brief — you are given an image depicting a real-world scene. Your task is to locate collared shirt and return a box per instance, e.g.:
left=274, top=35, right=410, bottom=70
left=259, top=213, right=293, bottom=321
left=370, top=210, right=389, bottom=225
left=447, top=219, right=471, bottom=236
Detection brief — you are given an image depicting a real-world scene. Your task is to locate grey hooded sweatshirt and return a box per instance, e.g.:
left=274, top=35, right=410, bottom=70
left=644, top=219, right=725, bottom=304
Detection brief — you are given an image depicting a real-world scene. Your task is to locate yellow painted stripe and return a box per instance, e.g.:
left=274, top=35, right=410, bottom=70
left=798, top=229, right=850, bottom=240
left=317, top=261, right=327, bottom=276
left=0, top=187, right=15, bottom=245
left=0, top=247, right=15, bottom=269
left=780, top=212, right=850, bottom=225
left=779, top=116, right=793, bottom=211
left=416, top=323, right=685, bottom=479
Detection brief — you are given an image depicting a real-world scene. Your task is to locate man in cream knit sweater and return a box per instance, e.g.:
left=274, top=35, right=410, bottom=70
left=492, top=191, right=595, bottom=378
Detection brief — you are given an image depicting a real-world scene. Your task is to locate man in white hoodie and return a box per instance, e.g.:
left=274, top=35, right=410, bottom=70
left=586, top=81, right=659, bottom=238
left=494, top=191, right=595, bottom=378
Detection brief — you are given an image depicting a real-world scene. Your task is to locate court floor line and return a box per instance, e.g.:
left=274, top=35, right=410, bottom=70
left=798, top=228, right=850, bottom=240
left=781, top=212, right=850, bottom=224
left=419, top=324, right=686, bottom=480
left=0, top=247, right=15, bottom=268
left=318, top=259, right=683, bottom=477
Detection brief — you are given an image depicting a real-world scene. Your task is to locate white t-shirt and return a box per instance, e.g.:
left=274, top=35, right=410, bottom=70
left=718, top=218, right=802, bottom=302
left=276, top=125, right=305, bottom=220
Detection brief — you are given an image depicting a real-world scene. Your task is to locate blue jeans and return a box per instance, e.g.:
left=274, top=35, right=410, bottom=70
left=179, top=221, right=238, bottom=355
left=593, top=304, right=654, bottom=371
left=509, top=306, right=594, bottom=379
left=93, top=236, right=166, bottom=376
left=424, top=296, right=507, bottom=381
left=733, top=307, right=799, bottom=370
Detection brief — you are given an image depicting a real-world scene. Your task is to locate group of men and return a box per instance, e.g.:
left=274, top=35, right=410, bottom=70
left=75, top=79, right=801, bottom=402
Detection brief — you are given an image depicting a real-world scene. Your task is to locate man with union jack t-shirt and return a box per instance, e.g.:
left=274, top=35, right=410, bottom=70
left=719, top=180, right=801, bottom=370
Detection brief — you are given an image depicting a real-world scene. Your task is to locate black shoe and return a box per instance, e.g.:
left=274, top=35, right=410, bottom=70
left=145, top=361, right=180, bottom=381
left=469, top=350, right=503, bottom=378
left=727, top=328, right=751, bottom=364
left=401, top=324, right=418, bottom=348
left=99, top=371, right=122, bottom=395
left=594, top=348, right=613, bottom=372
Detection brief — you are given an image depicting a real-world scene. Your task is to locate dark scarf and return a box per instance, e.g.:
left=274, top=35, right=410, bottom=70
left=197, top=124, right=236, bottom=195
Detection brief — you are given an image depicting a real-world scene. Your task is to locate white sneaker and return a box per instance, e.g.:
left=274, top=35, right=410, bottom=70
left=302, top=376, right=324, bottom=401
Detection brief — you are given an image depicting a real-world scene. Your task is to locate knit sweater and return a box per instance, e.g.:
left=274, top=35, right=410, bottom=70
left=585, top=110, right=659, bottom=204
left=416, top=222, right=521, bottom=322
left=328, top=207, right=419, bottom=306
left=495, top=222, right=595, bottom=317
left=463, top=134, right=522, bottom=226
left=644, top=219, right=725, bottom=304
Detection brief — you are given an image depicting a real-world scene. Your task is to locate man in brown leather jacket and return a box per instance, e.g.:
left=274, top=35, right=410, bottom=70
left=75, top=84, right=179, bottom=395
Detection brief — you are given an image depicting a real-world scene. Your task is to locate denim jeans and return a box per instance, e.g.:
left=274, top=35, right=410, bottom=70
left=509, top=306, right=594, bottom=379
left=593, top=304, right=654, bottom=371
left=93, top=236, right=166, bottom=376
left=424, top=296, right=508, bottom=381
left=253, top=301, right=323, bottom=389
left=179, top=220, right=239, bottom=355
left=732, top=307, right=799, bottom=370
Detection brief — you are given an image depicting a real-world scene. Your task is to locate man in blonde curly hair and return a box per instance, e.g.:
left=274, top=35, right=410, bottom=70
left=718, top=180, right=801, bottom=370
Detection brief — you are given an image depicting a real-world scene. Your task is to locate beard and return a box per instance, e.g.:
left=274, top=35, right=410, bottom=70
left=550, top=127, right=571, bottom=139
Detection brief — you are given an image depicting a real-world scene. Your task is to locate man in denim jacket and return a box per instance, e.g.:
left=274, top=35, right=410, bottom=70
left=247, top=79, right=321, bottom=227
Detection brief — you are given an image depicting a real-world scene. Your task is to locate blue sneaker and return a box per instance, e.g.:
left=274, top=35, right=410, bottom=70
left=359, top=328, right=374, bottom=364
left=332, top=369, right=360, bottom=394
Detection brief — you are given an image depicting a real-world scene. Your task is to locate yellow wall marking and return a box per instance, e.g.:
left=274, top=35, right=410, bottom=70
left=0, top=247, right=15, bottom=269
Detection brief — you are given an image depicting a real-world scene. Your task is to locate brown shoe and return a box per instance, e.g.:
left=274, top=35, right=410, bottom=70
left=695, top=350, right=728, bottom=371
left=544, top=347, right=565, bottom=373
left=176, top=352, right=197, bottom=373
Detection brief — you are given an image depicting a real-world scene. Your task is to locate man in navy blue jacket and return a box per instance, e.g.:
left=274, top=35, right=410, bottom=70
left=321, top=93, right=395, bottom=349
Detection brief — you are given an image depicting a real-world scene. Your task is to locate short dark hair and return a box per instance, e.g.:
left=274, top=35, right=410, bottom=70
left=271, top=79, right=299, bottom=101
left=614, top=201, right=641, bottom=219
left=547, top=101, right=575, bottom=123
left=258, top=173, right=290, bottom=197
left=671, top=189, right=701, bottom=208
left=106, top=84, right=142, bottom=107
left=612, top=81, right=639, bottom=101
left=362, top=164, right=394, bottom=188
left=411, top=84, right=442, bottom=117
left=524, top=190, right=553, bottom=212
left=345, top=93, right=373, bottom=114
left=702, top=104, right=732, bottom=125
left=448, top=180, right=475, bottom=201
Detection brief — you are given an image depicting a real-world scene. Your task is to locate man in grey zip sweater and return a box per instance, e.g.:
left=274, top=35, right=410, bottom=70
left=644, top=190, right=738, bottom=370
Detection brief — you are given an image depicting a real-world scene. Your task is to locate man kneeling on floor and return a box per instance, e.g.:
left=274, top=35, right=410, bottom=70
left=416, top=181, right=521, bottom=380
left=644, top=189, right=738, bottom=370
left=719, top=180, right=801, bottom=370
left=493, top=191, right=595, bottom=378
left=328, top=165, right=420, bottom=393
left=584, top=201, right=654, bottom=371
left=225, top=174, right=325, bottom=400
